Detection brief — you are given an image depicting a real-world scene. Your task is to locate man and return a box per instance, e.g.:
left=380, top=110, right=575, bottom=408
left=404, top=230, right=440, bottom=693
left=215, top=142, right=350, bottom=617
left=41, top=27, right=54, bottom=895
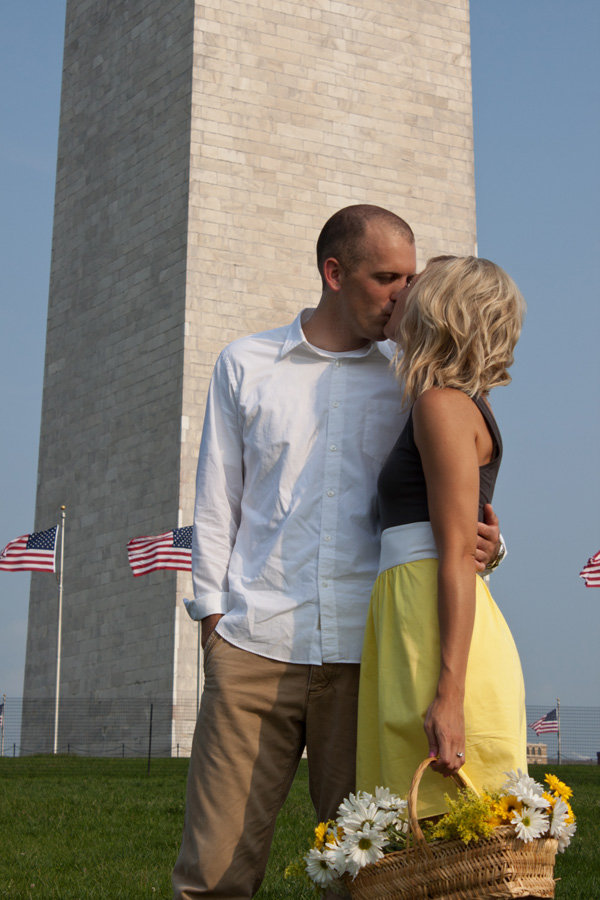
left=172, top=205, right=501, bottom=898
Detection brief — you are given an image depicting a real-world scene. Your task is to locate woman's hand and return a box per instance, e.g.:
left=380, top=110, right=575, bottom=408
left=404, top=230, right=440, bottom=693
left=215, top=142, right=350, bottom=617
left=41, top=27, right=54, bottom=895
left=424, top=690, right=466, bottom=775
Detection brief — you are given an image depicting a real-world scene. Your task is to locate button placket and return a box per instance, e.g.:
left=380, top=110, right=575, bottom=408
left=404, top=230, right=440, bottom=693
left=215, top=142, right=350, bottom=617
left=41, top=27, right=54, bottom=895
left=318, top=359, right=345, bottom=658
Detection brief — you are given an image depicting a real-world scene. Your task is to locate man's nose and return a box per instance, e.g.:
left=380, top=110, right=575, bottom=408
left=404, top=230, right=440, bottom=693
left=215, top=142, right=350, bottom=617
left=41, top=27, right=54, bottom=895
left=391, top=280, right=414, bottom=301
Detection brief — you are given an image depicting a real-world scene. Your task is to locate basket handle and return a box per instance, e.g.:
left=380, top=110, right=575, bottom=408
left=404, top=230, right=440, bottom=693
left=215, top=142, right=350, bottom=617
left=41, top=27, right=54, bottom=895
left=407, top=757, right=480, bottom=849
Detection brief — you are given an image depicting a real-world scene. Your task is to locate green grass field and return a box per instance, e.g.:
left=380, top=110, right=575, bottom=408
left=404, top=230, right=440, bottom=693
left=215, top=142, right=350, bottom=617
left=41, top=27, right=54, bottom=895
left=0, top=757, right=597, bottom=899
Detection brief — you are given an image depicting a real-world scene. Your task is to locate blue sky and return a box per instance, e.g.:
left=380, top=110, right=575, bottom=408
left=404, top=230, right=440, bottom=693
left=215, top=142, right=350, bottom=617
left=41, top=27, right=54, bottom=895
left=1, top=1, right=599, bottom=709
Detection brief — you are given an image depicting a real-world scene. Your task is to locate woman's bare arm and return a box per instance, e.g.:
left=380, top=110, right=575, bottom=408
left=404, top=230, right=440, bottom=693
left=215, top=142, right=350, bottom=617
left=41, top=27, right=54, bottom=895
left=413, top=388, right=487, bottom=775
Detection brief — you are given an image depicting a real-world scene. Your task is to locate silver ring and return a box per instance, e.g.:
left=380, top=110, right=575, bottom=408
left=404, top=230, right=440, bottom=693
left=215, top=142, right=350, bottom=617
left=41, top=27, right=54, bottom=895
left=456, top=752, right=464, bottom=758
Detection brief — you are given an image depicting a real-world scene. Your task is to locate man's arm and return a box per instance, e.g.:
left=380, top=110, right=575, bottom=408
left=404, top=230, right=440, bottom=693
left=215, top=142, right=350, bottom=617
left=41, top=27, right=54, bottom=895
left=183, top=352, right=244, bottom=645
left=475, top=503, right=505, bottom=573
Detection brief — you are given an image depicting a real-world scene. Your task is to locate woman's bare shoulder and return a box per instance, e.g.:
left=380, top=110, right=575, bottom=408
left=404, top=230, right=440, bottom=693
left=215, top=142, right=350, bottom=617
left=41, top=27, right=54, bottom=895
left=413, top=390, right=480, bottom=451
left=413, top=387, right=474, bottom=422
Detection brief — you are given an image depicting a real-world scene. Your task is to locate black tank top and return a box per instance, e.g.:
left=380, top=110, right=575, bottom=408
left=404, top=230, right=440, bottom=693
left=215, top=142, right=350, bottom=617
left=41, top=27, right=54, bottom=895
left=377, top=395, right=502, bottom=531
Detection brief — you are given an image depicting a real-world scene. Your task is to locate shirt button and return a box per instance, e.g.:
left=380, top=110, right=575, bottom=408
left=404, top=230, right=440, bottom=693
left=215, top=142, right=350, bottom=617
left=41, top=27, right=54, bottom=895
left=330, top=444, right=337, bottom=451
left=335, top=360, right=342, bottom=367
left=332, top=401, right=340, bottom=408
left=322, top=581, right=329, bottom=588
left=327, top=490, right=335, bottom=497
left=324, top=535, right=332, bottom=542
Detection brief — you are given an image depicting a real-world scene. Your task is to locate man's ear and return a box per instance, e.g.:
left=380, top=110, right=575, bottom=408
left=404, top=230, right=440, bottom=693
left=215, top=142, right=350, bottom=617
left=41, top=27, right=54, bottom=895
left=322, top=257, right=343, bottom=292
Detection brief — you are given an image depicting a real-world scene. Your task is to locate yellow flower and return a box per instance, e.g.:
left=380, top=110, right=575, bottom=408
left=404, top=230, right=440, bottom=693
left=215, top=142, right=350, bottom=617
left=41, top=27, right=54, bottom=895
left=544, top=774, right=573, bottom=801
left=544, top=773, right=561, bottom=792
left=320, top=820, right=344, bottom=849
left=496, top=795, right=523, bottom=821
left=565, top=800, right=575, bottom=825
left=481, top=793, right=503, bottom=828
left=314, top=820, right=337, bottom=849
left=314, top=823, right=326, bottom=849
left=430, top=791, right=496, bottom=844
left=328, top=825, right=344, bottom=845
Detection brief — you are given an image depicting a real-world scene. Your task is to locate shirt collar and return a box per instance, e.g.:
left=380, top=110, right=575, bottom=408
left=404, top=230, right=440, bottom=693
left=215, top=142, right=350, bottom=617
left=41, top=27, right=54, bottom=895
left=279, top=311, right=310, bottom=358
left=280, top=310, right=397, bottom=361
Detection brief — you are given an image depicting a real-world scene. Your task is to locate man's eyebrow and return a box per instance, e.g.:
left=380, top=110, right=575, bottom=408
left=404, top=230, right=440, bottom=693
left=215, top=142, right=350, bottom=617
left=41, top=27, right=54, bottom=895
left=374, top=270, right=413, bottom=277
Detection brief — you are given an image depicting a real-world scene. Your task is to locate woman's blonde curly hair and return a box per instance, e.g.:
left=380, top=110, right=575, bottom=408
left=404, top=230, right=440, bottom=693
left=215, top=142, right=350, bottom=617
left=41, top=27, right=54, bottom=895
left=394, top=255, right=525, bottom=404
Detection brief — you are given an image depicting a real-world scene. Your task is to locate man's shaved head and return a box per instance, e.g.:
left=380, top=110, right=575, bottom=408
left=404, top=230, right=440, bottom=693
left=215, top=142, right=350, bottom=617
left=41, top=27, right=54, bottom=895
left=316, top=204, right=414, bottom=288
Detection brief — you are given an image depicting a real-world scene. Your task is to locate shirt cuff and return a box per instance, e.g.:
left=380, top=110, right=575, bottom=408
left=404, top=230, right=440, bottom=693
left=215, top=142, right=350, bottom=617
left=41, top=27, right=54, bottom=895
left=183, top=592, right=230, bottom=620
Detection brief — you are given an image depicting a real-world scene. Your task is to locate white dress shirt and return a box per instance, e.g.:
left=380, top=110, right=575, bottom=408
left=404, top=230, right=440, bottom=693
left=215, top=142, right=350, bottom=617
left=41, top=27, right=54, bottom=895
left=185, top=311, right=409, bottom=664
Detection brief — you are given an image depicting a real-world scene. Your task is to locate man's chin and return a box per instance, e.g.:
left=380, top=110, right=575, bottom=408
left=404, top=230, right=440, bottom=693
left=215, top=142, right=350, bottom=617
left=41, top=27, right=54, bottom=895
left=370, top=324, right=389, bottom=342
left=362, top=323, right=390, bottom=343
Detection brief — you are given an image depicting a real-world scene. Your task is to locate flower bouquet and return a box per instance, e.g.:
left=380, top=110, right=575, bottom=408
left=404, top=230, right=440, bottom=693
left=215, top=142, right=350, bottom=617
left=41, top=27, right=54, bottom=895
left=291, top=758, right=575, bottom=899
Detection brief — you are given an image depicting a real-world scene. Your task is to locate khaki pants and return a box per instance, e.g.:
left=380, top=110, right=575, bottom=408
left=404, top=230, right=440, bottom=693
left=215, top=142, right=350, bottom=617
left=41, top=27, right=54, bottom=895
left=172, top=633, right=359, bottom=899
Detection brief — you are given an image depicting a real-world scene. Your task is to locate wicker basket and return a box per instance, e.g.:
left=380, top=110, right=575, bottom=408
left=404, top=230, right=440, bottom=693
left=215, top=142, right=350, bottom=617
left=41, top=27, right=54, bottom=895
left=345, top=758, right=558, bottom=899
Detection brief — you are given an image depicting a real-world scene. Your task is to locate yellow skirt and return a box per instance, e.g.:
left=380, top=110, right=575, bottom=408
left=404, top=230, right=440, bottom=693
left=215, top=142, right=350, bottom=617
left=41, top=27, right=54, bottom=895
left=356, top=558, right=527, bottom=818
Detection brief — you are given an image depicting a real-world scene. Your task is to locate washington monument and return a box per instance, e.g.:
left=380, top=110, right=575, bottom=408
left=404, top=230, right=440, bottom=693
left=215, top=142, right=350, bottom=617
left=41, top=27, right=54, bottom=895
left=23, top=0, right=477, bottom=754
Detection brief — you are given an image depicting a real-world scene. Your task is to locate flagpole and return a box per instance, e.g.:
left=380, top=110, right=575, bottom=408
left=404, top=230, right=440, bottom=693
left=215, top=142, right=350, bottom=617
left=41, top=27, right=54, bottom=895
left=556, top=697, right=561, bottom=765
left=196, top=622, right=201, bottom=717
left=53, top=506, right=66, bottom=755
left=1, top=693, right=5, bottom=757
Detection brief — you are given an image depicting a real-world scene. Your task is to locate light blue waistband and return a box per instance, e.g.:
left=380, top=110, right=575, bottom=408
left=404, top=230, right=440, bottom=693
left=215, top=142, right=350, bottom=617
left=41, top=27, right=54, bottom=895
left=378, top=522, right=438, bottom=575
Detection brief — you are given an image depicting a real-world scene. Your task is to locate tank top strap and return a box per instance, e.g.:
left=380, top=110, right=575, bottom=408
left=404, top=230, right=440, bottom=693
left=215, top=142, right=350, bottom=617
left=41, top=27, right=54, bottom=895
left=472, top=394, right=502, bottom=461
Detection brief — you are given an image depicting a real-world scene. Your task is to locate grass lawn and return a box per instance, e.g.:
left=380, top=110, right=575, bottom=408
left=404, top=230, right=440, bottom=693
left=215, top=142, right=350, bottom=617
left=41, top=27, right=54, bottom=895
left=0, top=757, right=597, bottom=898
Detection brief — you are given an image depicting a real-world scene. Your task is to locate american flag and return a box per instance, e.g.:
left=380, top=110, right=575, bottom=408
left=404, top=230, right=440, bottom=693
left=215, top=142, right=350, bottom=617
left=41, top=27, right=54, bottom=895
left=579, top=549, right=600, bottom=587
left=0, top=526, right=58, bottom=573
left=0, top=701, right=4, bottom=729
left=127, top=526, right=193, bottom=576
left=529, top=708, right=559, bottom=735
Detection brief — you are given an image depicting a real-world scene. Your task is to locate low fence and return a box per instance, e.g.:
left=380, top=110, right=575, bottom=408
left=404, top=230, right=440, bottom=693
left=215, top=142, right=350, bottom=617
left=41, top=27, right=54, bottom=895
left=525, top=704, right=600, bottom=764
left=1, top=697, right=599, bottom=762
left=1, top=696, right=199, bottom=759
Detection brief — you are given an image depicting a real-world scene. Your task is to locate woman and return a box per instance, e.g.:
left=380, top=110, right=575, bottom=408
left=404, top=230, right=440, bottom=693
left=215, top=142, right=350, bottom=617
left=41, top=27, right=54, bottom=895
left=356, top=255, right=528, bottom=818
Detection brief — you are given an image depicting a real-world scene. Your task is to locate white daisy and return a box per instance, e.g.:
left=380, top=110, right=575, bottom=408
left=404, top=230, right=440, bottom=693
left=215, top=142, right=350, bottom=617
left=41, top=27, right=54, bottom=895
left=341, top=824, right=387, bottom=876
left=374, top=786, right=408, bottom=819
left=375, top=806, right=399, bottom=828
left=518, top=788, right=551, bottom=810
left=549, top=797, right=569, bottom=835
left=394, top=798, right=408, bottom=817
left=503, top=769, right=550, bottom=808
left=556, top=821, right=577, bottom=853
left=511, top=807, right=548, bottom=842
left=502, top=768, right=523, bottom=786
left=374, top=786, right=394, bottom=803
left=337, top=795, right=385, bottom=833
left=337, top=792, right=372, bottom=819
left=374, top=786, right=402, bottom=808
left=548, top=796, right=577, bottom=852
left=323, top=841, right=349, bottom=876
left=305, top=847, right=340, bottom=888
left=392, top=814, right=409, bottom=834
left=503, top=769, right=538, bottom=793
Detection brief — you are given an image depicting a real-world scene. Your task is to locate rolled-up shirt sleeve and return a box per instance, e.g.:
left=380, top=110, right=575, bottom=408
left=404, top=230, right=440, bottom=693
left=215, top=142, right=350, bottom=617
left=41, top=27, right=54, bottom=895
left=184, top=351, right=243, bottom=621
